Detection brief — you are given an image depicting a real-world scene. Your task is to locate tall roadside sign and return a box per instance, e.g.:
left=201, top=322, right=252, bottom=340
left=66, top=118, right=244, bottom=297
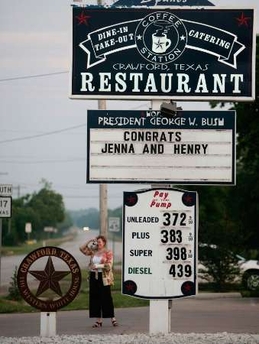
left=71, top=1, right=255, bottom=335
left=71, top=6, right=255, bottom=101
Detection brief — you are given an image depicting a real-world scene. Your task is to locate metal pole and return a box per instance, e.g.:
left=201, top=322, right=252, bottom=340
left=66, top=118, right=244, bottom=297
left=149, top=99, right=172, bottom=335
left=0, top=218, right=2, bottom=288
left=98, top=97, right=108, bottom=237
left=99, top=182, right=108, bottom=237
left=97, top=0, right=108, bottom=239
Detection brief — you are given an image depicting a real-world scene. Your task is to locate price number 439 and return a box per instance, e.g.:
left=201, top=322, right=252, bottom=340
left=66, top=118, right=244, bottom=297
left=169, top=264, right=192, bottom=278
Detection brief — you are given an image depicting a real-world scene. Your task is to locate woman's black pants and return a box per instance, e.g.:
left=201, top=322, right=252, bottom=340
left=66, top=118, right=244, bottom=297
left=89, top=272, right=115, bottom=318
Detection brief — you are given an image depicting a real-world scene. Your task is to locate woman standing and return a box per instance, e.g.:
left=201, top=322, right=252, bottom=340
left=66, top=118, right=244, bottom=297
left=80, top=235, right=118, bottom=328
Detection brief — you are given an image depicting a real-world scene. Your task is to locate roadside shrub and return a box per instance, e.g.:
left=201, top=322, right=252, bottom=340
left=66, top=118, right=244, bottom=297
left=7, top=266, right=22, bottom=301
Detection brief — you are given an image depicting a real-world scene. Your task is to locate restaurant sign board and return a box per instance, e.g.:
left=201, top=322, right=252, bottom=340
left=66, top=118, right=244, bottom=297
left=71, top=7, right=255, bottom=100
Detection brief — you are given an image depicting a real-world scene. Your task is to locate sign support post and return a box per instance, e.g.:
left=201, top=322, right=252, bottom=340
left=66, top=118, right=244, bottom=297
left=149, top=100, right=172, bottom=335
left=40, top=312, right=57, bottom=337
left=150, top=299, right=172, bottom=334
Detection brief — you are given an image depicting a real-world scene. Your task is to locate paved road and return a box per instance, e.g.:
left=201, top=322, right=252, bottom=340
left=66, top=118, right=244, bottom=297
left=0, top=294, right=259, bottom=337
left=0, top=229, right=121, bottom=293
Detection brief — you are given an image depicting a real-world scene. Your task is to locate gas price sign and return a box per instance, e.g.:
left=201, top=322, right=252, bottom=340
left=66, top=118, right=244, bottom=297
left=122, top=188, right=198, bottom=299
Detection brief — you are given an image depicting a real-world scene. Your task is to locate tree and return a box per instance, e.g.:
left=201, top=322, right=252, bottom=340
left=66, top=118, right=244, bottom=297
left=199, top=244, right=240, bottom=292
left=210, top=35, right=259, bottom=250
left=27, top=183, right=65, bottom=239
left=70, top=208, right=100, bottom=230
left=186, top=36, right=259, bottom=287
left=57, top=211, right=73, bottom=234
left=3, top=196, right=41, bottom=245
left=3, top=181, right=66, bottom=245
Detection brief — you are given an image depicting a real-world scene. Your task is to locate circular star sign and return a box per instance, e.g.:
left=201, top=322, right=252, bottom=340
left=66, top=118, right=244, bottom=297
left=17, top=246, right=81, bottom=312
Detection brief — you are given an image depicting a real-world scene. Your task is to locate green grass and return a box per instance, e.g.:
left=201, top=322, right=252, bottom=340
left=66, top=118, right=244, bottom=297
left=240, top=290, right=259, bottom=297
left=0, top=298, right=32, bottom=313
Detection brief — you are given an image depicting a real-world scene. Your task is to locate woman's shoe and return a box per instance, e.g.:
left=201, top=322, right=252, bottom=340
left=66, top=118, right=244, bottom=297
left=92, top=321, right=102, bottom=328
left=112, top=319, right=118, bottom=327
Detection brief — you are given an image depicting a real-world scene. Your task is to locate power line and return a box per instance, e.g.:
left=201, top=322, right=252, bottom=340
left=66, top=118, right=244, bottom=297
left=0, top=158, right=85, bottom=164
left=0, top=71, right=69, bottom=82
left=0, top=123, right=86, bottom=144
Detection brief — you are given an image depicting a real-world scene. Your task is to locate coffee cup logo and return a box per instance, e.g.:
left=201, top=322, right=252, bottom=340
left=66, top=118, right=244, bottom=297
left=135, top=11, right=187, bottom=64
left=152, top=32, right=171, bottom=53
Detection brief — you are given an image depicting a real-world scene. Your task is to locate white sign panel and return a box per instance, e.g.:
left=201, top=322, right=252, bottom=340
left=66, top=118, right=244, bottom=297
left=25, top=223, right=32, bottom=234
left=0, top=197, right=12, bottom=218
left=0, top=184, right=12, bottom=196
left=122, top=188, right=198, bottom=299
left=44, top=227, right=54, bottom=233
left=87, top=110, right=236, bottom=185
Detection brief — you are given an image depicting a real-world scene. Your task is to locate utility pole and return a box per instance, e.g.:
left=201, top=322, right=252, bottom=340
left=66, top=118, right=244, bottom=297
left=13, top=185, right=21, bottom=198
left=97, top=0, right=108, bottom=238
left=98, top=100, right=108, bottom=237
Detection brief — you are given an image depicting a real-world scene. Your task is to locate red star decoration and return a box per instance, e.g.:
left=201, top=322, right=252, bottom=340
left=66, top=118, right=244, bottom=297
left=75, top=11, right=91, bottom=26
left=125, top=282, right=135, bottom=292
left=236, top=12, right=251, bottom=27
left=183, top=282, right=193, bottom=292
left=183, top=194, right=193, bottom=205
left=29, top=257, right=70, bottom=297
left=127, top=195, right=136, bottom=205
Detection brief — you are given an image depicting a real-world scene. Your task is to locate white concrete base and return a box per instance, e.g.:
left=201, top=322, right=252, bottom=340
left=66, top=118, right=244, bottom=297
left=40, top=312, right=57, bottom=337
left=149, top=300, right=172, bottom=335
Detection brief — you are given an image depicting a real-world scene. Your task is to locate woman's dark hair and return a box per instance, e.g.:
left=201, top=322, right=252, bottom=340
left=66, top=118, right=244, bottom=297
left=96, top=235, right=107, bottom=246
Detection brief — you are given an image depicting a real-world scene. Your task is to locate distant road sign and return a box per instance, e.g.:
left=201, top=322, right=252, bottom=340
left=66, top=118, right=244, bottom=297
left=25, top=223, right=32, bottom=234
left=109, top=217, right=121, bottom=232
left=87, top=110, right=236, bottom=185
left=44, top=227, right=54, bottom=233
left=0, top=197, right=12, bottom=218
left=0, top=184, right=12, bottom=196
